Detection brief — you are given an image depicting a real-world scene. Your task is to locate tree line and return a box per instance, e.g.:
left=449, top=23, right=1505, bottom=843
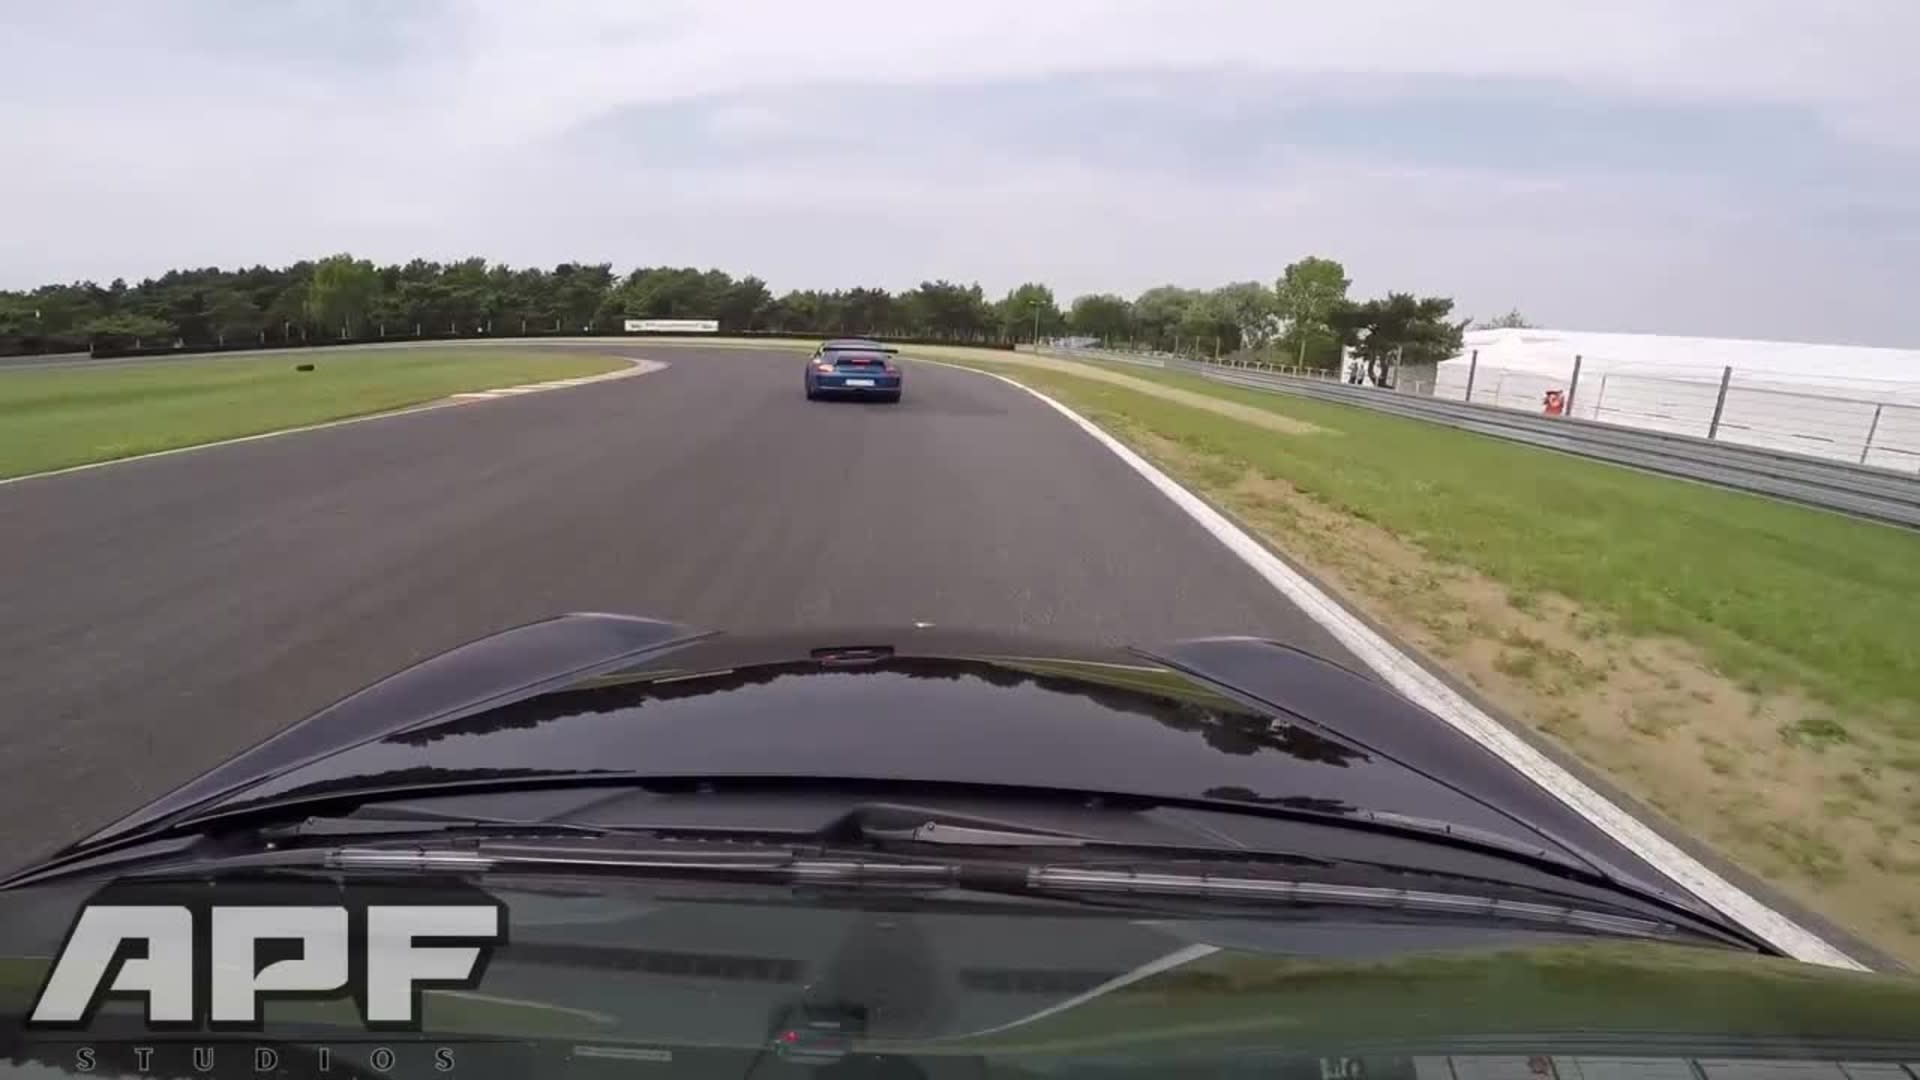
left=0, top=253, right=1489, bottom=375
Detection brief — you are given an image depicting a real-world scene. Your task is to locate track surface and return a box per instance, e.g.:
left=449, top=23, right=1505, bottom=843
left=0, top=346, right=1360, bottom=871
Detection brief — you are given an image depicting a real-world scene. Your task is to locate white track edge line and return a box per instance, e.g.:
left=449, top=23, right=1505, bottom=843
left=922, top=358, right=1866, bottom=970
left=0, top=357, right=661, bottom=487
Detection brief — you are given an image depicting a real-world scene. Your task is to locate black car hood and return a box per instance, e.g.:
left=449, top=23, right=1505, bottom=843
left=58, top=615, right=1667, bottom=894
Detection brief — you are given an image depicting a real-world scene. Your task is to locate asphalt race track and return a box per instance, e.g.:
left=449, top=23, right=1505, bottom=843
left=0, top=345, right=1361, bottom=872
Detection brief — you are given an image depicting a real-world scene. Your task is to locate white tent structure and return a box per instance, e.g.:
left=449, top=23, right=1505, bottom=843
left=1432, top=328, right=1920, bottom=472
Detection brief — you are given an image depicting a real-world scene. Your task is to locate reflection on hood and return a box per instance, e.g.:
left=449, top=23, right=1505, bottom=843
left=383, top=657, right=1368, bottom=771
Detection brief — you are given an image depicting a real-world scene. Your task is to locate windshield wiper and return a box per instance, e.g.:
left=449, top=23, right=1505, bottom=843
left=857, top=820, right=1088, bottom=847
left=225, top=804, right=1720, bottom=928
left=56, top=791, right=1752, bottom=952
left=258, top=797, right=1560, bottom=870
left=119, top=839, right=1703, bottom=946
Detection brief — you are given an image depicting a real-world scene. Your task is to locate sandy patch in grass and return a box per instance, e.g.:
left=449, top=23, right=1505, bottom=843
left=957, top=353, right=1326, bottom=436
left=1127, top=429, right=1920, bottom=967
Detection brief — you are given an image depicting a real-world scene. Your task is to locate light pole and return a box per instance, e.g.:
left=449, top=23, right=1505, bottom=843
left=1030, top=299, right=1043, bottom=345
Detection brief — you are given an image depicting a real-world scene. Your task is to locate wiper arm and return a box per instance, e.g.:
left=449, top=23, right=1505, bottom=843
left=256, top=816, right=617, bottom=841
left=95, top=829, right=1741, bottom=950
left=183, top=841, right=1699, bottom=945
left=854, top=820, right=1088, bottom=848
left=195, top=801, right=1745, bottom=950
left=254, top=807, right=1685, bottom=910
left=260, top=810, right=1094, bottom=848
left=825, top=802, right=1756, bottom=949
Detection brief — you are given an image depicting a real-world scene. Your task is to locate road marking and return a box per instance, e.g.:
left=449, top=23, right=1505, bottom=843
left=573, top=1046, right=673, bottom=1063
left=925, top=359, right=1867, bottom=971
left=937, top=944, right=1219, bottom=1039
left=427, top=989, right=615, bottom=1025
left=0, top=357, right=664, bottom=487
left=453, top=386, right=546, bottom=397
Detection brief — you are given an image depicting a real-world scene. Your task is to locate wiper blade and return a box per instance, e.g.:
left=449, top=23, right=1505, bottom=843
left=242, top=842, right=1697, bottom=945
left=104, top=834, right=1729, bottom=949
left=257, top=816, right=617, bottom=841
left=161, top=796, right=1742, bottom=949
left=1021, top=866, right=1684, bottom=941
left=261, top=810, right=1094, bottom=849
left=825, top=801, right=1753, bottom=949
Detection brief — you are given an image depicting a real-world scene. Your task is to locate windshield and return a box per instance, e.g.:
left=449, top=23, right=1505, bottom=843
left=2, top=870, right=1917, bottom=1078
left=2, top=3, right=1917, bottom=1075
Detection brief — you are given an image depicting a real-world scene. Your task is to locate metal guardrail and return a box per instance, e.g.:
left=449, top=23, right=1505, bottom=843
left=1026, top=346, right=1920, bottom=529
left=1172, top=360, right=1920, bottom=531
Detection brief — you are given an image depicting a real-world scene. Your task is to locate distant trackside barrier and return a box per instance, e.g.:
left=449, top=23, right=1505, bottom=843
left=624, top=318, right=718, bottom=333
left=1030, top=346, right=1920, bottom=531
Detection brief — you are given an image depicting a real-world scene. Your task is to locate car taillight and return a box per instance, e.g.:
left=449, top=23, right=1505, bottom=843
left=814, top=362, right=834, bottom=372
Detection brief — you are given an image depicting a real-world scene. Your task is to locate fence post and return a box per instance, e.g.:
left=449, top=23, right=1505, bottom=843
left=1861, top=403, right=1885, bottom=464
left=1464, top=349, right=1479, bottom=403
left=1707, top=365, right=1733, bottom=439
left=1566, top=354, right=1583, bottom=414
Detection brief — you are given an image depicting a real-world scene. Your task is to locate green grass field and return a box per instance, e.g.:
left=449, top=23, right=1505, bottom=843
left=945, top=355, right=1920, bottom=967
left=0, top=349, right=628, bottom=479
left=933, top=941, right=1920, bottom=1054
left=962, top=358, right=1920, bottom=722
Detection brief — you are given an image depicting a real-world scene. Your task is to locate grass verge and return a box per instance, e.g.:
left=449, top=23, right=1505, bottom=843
left=0, top=349, right=629, bottom=479
left=941, top=355, right=1920, bottom=969
left=919, top=941, right=1920, bottom=1055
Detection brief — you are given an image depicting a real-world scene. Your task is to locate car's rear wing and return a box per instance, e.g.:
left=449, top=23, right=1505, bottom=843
left=822, top=342, right=900, bottom=355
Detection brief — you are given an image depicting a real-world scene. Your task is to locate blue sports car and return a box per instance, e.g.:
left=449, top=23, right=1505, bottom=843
left=804, top=338, right=903, bottom=402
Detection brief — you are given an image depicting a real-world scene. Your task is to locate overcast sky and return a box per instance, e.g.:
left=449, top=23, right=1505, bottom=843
left=3, top=0, right=1917, bottom=345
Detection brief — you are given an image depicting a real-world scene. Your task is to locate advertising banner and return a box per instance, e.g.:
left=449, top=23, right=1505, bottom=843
left=624, top=319, right=719, bottom=333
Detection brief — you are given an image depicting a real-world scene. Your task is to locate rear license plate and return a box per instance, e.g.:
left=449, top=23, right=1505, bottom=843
left=843, top=378, right=875, bottom=387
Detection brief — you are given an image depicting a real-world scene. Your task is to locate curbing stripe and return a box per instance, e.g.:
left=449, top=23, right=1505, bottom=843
left=920, top=358, right=1868, bottom=971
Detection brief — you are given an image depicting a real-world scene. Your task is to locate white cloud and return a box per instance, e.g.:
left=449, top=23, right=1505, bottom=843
left=435, top=0, right=1920, bottom=148
left=1, top=0, right=1916, bottom=343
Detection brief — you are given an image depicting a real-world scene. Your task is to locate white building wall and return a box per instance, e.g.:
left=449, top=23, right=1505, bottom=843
left=1431, top=329, right=1920, bottom=472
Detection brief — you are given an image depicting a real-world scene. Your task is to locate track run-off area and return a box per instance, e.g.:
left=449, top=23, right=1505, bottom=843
left=0, top=342, right=1883, bottom=971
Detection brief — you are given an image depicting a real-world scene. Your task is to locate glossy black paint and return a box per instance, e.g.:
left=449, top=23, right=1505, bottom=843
left=75, top=614, right=713, bottom=847
left=1141, top=637, right=1659, bottom=884
left=40, top=614, right=1689, bottom=911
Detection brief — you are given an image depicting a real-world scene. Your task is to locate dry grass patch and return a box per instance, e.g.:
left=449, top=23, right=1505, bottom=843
left=1121, top=429, right=1920, bottom=964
